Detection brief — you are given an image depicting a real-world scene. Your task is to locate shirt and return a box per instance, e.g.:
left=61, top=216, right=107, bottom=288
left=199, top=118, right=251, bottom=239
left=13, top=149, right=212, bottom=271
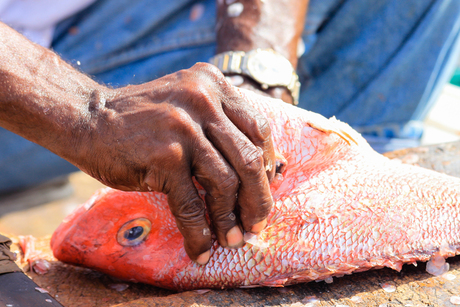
left=0, top=0, right=96, bottom=46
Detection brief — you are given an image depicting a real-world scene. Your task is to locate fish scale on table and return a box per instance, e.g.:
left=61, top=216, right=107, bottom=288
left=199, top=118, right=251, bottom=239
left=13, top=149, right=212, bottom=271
left=51, top=88, right=460, bottom=291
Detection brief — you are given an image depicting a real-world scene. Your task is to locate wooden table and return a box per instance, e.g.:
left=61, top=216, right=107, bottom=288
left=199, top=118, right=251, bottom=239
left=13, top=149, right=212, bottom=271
left=9, top=141, right=460, bottom=307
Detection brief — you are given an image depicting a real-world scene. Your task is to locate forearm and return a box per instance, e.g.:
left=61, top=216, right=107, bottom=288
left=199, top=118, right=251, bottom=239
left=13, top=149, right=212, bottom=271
left=216, top=0, right=309, bottom=69
left=0, top=22, right=109, bottom=166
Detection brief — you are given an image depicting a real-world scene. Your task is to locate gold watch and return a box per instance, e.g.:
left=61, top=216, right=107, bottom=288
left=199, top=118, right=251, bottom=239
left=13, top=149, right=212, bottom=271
left=209, top=49, right=300, bottom=105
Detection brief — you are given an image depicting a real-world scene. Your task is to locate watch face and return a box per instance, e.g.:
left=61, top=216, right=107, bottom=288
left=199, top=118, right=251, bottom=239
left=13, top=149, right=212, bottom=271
left=246, top=50, right=293, bottom=86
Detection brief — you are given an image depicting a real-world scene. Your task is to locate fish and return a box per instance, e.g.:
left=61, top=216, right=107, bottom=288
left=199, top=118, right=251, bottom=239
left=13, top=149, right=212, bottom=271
left=51, top=88, right=460, bottom=291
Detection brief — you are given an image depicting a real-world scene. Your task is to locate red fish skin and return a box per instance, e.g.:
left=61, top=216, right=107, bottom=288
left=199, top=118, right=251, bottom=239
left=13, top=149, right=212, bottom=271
left=51, top=89, right=460, bottom=291
left=51, top=190, right=188, bottom=290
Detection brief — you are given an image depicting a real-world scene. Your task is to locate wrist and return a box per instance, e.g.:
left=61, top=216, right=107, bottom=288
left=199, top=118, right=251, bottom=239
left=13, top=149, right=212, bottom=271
left=216, top=0, right=308, bottom=68
left=215, top=0, right=307, bottom=105
left=226, top=74, right=294, bottom=105
left=74, top=85, right=114, bottom=162
left=210, top=49, right=300, bottom=104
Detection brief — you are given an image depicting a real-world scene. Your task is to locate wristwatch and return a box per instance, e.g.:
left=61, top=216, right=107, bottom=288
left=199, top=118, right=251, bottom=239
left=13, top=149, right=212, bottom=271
left=209, top=49, right=301, bottom=105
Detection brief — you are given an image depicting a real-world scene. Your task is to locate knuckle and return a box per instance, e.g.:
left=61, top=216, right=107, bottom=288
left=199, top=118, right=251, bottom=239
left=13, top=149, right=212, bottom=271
left=249, top=112, right=272, bottom=141
left=209, top=211, right=236, bottom=233
left=180, top=79, right=216, bottom=109
left=171, top=197, right=205, bottom=222
left=240, top=200, right=272, bottom=224
left=165, top=141, right=185, bottom=159
left=189, top=63, right=228, bottom=95
left=256, top=115, right=272, bottom=139
left=150, top=141, right=186, bottom=171
left=166, top=107, right=200, bottom=137
left=206, top=204, right=237, bottom=236
left=189, top=83, right=213, bottom=104
left=182, top=66, right=231, bottom=112
left=212, top=173, right=239, bottom=199
left=193, top=62, right=224, bottom=78
left=241, top=146, right=265, bottom=176
left=209, top=206, right=234, bottom=222
left=258, top=200, right=273, bottom=216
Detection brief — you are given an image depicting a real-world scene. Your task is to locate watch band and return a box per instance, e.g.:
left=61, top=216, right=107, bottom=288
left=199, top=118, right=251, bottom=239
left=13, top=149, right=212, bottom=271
left=209, top=49, right=301, bottom=105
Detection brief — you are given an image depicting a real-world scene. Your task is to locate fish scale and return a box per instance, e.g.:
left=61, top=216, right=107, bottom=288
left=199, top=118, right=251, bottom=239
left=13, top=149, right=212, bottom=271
left=51, top=88, right=460, bottom=290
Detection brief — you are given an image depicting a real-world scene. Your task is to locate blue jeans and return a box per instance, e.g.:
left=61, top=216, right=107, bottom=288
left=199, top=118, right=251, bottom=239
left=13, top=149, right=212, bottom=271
left=1, top=0, right=460, bottom=193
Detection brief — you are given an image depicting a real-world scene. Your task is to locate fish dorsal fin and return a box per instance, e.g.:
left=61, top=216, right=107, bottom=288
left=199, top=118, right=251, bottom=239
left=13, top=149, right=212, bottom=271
left=236, top=87, right=369, bottom=150
left=307, top=114, right=361, bottom=147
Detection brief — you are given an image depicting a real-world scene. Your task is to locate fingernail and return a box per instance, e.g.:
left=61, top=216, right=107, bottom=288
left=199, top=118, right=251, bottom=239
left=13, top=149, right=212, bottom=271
left=196, top=250, right=210, bottom=265
left=265, top=158, right=273, bottom=172
left=251, top=219, right=267, bottom=233
left=226, top=226, right=243, bottom=248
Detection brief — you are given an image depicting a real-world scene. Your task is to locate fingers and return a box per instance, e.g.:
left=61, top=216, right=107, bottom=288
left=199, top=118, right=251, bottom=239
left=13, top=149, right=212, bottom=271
left=166, top=177, right=212, bottom=265
left=205, top=111, right=273, bottom=234
left=187, top=63, right=276, bottom=183
left=141, top=64, right=276, bottom=265
left=192, top=136, right=244, bottom=249
left=220, top=86, right=276, bottom=183
left=187, top=65, right=275, bottom=234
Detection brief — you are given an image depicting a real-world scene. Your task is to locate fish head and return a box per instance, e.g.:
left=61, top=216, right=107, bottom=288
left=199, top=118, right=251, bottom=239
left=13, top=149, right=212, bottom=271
left=51, top=188, right=188, bottom=288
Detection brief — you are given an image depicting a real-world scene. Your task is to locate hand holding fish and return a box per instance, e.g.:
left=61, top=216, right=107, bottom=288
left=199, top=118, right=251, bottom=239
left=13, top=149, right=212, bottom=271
left=81, top=63, right=276, bottom=264
left=52, top=89, right=460, bottom=290
left=0, top=23, right=275, bottom=264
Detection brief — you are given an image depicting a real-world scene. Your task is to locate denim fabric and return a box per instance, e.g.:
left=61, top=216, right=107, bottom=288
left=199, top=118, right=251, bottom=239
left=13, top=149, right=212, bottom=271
left=0, top=129, right=78, bottom=193
left=298, top=0, right=460, bottom=145
left=1, top=0, right=460, bottom=192
left=52, top=0, right=217, bottom=86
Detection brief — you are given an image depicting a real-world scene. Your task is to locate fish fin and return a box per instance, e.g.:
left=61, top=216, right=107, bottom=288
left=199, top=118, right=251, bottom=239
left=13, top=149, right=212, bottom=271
left=238, top=87, right=365, bottom=147
left=304, top=114, right=369, bottom=148
left=259, top=279, right=288, bottom=287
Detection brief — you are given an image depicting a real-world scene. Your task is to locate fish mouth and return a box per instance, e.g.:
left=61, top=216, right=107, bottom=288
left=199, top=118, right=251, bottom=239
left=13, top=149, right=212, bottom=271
left=50, top=190, right=110, bottom=264
left=51, top=223, right=85, bottom=265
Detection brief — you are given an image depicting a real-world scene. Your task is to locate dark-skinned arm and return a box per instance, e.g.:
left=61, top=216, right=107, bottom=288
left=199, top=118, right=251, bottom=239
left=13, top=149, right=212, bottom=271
left=216, top=0, right=309, bottom=104
left=0, top=22, right=276, bottom=264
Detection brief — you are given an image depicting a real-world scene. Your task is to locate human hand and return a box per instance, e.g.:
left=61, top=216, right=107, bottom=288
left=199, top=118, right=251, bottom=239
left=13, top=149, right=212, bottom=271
left=0, top=23, right=275, bottom=264
left=79, top=63, right=275, bottom=264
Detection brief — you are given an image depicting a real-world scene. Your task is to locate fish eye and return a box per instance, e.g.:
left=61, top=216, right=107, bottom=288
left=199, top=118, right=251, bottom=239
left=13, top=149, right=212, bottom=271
left=117, top=218, right=152, bottom=247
